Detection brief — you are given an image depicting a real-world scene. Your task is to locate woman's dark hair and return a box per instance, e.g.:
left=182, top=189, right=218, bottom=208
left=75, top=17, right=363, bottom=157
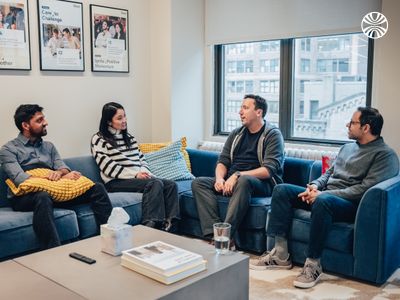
left=14, top=104, right=43, bottom=132
left=98, top=102, right=132, bottom=148
left=357, top=106, right=384, bottom=136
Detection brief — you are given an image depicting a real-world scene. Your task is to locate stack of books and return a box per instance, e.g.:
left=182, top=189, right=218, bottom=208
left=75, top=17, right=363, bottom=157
left=121, top=241, right=207, bottom=284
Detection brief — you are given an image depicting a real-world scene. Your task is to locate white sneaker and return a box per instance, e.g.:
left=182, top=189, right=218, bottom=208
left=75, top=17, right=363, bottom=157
left=293, top=262, right=323, bottom=288
left=249, top=248, right=292, bottom=270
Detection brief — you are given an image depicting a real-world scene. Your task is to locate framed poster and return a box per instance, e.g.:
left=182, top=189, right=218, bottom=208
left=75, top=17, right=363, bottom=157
left=90, top=4, right=129, bottom=73
left=37, top=0, right=84, bottom=71
left=0, top=0, right=31, bottom=70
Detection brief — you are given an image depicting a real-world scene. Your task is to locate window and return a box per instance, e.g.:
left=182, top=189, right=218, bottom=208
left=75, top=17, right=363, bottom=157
left=227, top=100, right=242, bottom=112
left=245, top=80, right=254, bottom=93
left=227, top=43, right=254, bottom=55
left=227, top=80, right=254, bottom=94
left=226, top=60, right=253, bottom=73
left=268, top=101, right=279, bottom=114
left=260, top=80, right=279, bottom=94
left=299, top=80, right=309, bottom=93
left=317, top=59, right=349, bottom=73
left=260, top=59, right=279, bottom=73
left=317, top=36, right=350, bottom=52
left=215, top=33, right=372, bottom=143
left=309, top=100, right=319, bottom=119
left=292, top=33, right=370, bottom=141
left=300, top=59, right=310, bottom=73
left=260, top=41, right=280, bottom=52
left=301, top=38, right=311, bottom=51
left=299, top=101, right=304, bottom=115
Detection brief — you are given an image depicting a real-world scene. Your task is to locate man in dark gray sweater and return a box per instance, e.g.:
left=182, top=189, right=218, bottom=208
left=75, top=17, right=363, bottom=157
left=250, top=107, right=399, bottom=289
left=192, top=94, right=284, bottom=248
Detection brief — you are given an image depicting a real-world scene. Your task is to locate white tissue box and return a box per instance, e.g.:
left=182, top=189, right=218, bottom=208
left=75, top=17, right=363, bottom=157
left=100, top=224, right=134, bottom=256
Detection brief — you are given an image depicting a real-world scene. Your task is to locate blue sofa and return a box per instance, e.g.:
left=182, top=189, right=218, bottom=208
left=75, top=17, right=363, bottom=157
left=1, top=148, right=399, bottom=285
left=181, top=149, right=400, bottom=284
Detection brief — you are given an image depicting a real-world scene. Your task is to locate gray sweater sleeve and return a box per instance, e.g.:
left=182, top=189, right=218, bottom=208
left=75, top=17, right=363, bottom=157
left=217, top=128, right=239, bottom=168
left=321, top=148, right=399, bottom=202
left=262, top=129, right=284, bottom=180
left=310, top=165, right=333, bottom=190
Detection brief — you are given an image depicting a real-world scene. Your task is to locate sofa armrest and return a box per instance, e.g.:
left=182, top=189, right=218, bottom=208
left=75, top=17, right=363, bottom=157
left=353, top=174, right=400, bottom=284
left=187, top=149, right=219, bottom=178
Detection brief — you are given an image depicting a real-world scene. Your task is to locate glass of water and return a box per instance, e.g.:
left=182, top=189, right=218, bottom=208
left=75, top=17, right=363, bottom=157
left=213, top=222, right=231, bottom=255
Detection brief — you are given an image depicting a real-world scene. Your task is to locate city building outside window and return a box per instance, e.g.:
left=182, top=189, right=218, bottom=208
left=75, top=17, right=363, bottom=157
left=215, top=33, right=372, bottom=143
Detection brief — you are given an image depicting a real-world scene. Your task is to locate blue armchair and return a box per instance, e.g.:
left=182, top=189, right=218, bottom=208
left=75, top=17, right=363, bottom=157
left=267, top=161, right=400, bottom=284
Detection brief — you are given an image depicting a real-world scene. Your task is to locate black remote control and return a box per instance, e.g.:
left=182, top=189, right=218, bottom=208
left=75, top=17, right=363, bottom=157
left=69, top=252, right=96, bottom=264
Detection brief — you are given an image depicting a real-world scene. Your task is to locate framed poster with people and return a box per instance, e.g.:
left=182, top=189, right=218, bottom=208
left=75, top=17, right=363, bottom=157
left=0, top=0, right=31, bottom=70
left=90, top=4, right=129, bottom=73
left=37, top=0, right=84, bottom=71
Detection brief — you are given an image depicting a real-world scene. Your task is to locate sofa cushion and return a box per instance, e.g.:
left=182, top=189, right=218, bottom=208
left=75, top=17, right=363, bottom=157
left=145, top=141, right=194, bottom=181
left=186, top=149, right=218, bottom=178
left=71, top=192, right=143, bottom=239
left=63, top=156, right=103, bottom=183
left=290, top=209, right=354, bottom=253
left=139, top=137, right=192, bottom=172
left=283, top=157, right=315, bottom=186
left=0, top=207, right=79, bottom=259
left=6, top=168, right=95, bottom=202
left=175, top=180, right=192, bottom=194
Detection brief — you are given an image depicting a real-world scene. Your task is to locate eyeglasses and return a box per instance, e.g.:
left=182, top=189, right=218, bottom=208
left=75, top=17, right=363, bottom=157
left=348, top=120, right=361, bottom=126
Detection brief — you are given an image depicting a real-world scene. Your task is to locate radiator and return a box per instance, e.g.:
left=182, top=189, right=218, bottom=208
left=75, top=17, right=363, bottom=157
left=198, top=141, right=338, bottom=161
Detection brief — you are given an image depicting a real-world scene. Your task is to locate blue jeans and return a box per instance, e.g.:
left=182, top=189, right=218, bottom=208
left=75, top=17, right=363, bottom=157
left=267, top=183, right=358, bottom=258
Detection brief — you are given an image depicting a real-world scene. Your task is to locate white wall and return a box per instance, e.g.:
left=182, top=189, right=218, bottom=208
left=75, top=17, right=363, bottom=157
left=171, top=0, right=204, bottom=147
left=149, top=0, right=204, bottom=147
left=150, top=0, right=172, bottom=142
left=0, top=0, right=152, bottom=158
left=372, top=0, right=400, bottom=154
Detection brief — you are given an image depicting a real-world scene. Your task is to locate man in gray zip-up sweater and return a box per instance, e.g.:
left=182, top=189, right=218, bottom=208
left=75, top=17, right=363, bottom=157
left=192, top=95, right=284, bottom=247
left=250, top=107, right=399, bottom=289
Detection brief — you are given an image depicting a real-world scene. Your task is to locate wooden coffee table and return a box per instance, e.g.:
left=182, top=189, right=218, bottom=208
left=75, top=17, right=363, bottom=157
left=14, top=225, right=249, bottom=300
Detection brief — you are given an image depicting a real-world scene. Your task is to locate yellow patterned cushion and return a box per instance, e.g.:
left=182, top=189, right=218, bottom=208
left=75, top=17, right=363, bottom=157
left=139, top=137, right=192, bottom=172
left=6, top=168, right=95, bottom=202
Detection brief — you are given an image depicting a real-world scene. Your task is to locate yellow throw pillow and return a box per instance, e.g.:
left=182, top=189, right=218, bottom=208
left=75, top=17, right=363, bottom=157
left=6, top=168, right=95, bottom=202
left=139, top=137, right=192, bottom=172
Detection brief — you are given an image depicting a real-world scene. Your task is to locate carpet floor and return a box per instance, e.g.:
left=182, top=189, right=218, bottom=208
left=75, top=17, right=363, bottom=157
left=248, top=259, right=400, bottom=300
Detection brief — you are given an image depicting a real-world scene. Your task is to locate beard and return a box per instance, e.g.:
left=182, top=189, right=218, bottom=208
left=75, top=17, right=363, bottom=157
left=29, top=126, right=47, bottom=138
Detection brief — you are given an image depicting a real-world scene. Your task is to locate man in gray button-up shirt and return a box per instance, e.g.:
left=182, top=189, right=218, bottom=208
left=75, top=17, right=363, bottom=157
left=0, top=104, right=112, bottom=249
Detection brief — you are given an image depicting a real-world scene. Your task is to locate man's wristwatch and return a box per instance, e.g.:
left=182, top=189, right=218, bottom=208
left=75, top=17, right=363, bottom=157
left=234, top=171, right=241, bottom=178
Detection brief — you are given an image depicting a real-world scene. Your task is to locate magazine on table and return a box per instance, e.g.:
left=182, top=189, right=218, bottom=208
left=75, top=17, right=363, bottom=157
left=121, top=241, right=204, bottom=275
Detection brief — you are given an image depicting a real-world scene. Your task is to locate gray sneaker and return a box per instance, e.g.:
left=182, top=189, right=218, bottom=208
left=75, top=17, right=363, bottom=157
left=293, top=262, right=323, bottom=288
left=249, top=248, right=292, bottom=270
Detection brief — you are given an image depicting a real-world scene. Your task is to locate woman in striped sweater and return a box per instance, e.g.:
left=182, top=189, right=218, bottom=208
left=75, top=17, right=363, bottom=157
left=91, top=102, right=179, bottom=231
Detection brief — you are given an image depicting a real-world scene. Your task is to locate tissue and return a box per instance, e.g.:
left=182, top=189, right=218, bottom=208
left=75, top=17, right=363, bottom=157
left=107, top=207, right=130, bottom=229
left=101, top=207, right=133, bottom=256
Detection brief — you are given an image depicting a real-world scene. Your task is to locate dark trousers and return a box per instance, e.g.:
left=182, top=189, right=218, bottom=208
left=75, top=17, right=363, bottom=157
left=105, top=178, right=179, bottom=224
left=11, top=183, right=112, bottom=250
left=266, top=183, right=358, bottom=258
left=192, top=175, right=272, bottom=238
